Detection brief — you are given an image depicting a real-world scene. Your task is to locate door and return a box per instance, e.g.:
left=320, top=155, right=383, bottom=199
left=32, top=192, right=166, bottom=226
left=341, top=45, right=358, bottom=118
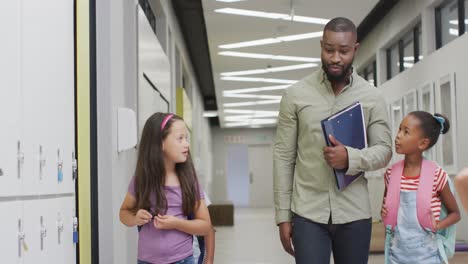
left=226, top=144, right=249, bottom=207
left=248, top=145, right=274, bottom=207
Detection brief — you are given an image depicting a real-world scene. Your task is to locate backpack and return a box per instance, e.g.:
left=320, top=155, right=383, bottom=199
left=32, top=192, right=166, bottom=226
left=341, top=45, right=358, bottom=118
left=383, top=159, right=456, bottom=264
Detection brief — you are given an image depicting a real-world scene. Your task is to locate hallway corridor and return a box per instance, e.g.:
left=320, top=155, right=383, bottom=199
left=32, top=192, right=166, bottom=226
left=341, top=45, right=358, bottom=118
left=214, top=208, right=468, bottom=264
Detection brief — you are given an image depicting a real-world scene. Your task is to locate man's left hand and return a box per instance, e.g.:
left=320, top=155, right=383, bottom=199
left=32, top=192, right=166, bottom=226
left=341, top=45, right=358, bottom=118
left=323, top=135, right=349, bottom=170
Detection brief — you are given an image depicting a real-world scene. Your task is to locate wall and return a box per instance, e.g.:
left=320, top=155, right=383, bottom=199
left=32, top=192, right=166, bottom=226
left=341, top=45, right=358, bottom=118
left=355, top=0, right=468, bottom=241
left=211, top=128, right=276, bottom=204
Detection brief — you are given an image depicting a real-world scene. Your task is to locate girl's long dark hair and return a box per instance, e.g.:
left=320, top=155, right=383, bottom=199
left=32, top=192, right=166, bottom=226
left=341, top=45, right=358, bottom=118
left=132, top=112, right=200, bottom=216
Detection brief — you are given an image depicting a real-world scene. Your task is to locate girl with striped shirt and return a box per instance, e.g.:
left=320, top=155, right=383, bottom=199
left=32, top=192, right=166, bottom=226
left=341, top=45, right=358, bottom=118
left=381, top=111, right=460, bottom=264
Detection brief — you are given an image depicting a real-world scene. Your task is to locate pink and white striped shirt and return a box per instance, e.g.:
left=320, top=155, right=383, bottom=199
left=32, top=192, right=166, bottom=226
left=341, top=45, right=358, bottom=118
left=384, top=166, right=448, bottom=220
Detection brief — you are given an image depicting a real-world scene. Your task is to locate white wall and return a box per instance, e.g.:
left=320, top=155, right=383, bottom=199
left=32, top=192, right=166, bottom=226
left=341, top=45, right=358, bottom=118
left=355, top=0, right=468, bottom=241
left=211, top=128, right=276, bottom=204
left=96, top=0, right=215, bottom=263
left=156, top=0, right=214, bottom=195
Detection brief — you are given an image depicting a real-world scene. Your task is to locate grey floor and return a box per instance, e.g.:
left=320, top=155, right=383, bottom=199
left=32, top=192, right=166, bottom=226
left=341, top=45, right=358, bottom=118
left=213, top=207, right=468, bottom=264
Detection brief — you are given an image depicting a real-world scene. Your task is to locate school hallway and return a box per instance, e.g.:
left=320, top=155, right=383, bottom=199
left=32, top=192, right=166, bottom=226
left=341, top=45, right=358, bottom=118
left=214, top=208, right=468, bottom=264
left=3, top=0, right=468, bottom=263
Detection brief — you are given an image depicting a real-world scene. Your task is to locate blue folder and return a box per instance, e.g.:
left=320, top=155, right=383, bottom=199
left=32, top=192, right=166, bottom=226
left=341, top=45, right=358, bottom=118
left=321, top=102, right=367, bottom=191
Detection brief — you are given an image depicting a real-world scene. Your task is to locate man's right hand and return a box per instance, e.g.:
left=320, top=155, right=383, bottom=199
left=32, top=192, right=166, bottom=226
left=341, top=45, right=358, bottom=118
left=278, top=222, right=294, bottom=256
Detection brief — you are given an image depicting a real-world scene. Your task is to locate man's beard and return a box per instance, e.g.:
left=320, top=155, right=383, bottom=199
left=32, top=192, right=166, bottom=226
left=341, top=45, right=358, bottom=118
left=322, top=60, right=353, bottom=83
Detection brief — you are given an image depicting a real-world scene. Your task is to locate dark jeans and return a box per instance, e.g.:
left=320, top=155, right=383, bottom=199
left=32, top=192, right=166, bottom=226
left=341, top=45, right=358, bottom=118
left=292, top=214, right=372, bottom=264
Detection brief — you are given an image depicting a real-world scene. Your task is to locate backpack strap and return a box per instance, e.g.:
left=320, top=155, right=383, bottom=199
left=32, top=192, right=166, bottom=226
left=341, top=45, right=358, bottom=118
left=417, top=159, right=438, bottom=231
left=383, top=160, right=404, bottom=229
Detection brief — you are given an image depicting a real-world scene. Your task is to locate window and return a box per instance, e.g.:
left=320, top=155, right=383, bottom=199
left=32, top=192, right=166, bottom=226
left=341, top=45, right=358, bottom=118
left=436, top=74, right=458, bottom=173
left=435, top=0, right=467, bottom=49
left=386, top=42, right=399, bottom=80
left=359, top=59, right=377, bottom=86
left=386, top=23, right=422, bottom=80
left=419, top=83, right=436, bottom=161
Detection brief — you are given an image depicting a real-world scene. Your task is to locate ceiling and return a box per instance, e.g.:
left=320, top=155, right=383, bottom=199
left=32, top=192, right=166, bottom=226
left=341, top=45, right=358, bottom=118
left=201, top=0, right=380, bottom=128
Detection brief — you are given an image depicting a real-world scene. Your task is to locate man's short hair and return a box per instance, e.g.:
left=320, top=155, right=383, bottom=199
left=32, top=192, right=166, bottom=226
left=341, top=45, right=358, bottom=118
left=324, top=17, right=357, bottom=35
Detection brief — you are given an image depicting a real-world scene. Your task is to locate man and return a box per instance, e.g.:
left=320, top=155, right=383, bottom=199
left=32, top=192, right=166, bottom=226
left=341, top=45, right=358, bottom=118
left=274, top=17, right=392, bottom=264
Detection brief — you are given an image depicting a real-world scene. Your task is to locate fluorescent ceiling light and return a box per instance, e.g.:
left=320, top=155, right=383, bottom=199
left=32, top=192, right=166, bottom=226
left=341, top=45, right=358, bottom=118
left=223, top=94, right=282, bottom=100
left=215, top=8, right=329, bottom=25
left=397, top=62, right=414, bottom=68
left=219, top=31, right=322, bottom=49
left=403, top=56, right=423, bottom=61
left=223, top=85, right=290, bottom=94
left=449, top=19, right=468, bottom=25
left=225, top=119, right=277, bottom=127
left=221, top=76, right=298, bottom=84
left=218, top=51, right=320, bottom=62
left=203, top=111, right=218, bottom=117
left=225, top=114, right=278, bottom=122
left=224, top=109, right=279, bottom=115
left=221, top=63, right=317, bottom=76
left=449, top=28, right=458, bottom=36
left=223, top=99, right=281, bottom=107
left=216, top=0, right=246, bottom=2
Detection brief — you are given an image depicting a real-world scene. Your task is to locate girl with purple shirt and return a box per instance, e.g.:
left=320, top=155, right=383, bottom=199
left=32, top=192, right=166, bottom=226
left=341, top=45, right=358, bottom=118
left=120, top=113, right=212, bottom=264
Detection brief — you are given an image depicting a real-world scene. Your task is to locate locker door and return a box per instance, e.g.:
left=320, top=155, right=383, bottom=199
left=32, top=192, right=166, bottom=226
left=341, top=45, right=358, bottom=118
left=52, top=0, right=75, bottom=195
left=20, top=0, right=44, bottom=195
left=23, top=199, right=56, bottom=263
left=56, top=197, right=76, bottom=263
left=21, top=0, right=75, bottom=195
left=0, top=201, right=22, bottom=263
left=0, top=0, right=21, bottom=197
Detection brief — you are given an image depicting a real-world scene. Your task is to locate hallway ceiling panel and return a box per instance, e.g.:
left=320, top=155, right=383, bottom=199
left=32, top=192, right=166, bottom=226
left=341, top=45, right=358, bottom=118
left=202, top=0, right=379, bottom=128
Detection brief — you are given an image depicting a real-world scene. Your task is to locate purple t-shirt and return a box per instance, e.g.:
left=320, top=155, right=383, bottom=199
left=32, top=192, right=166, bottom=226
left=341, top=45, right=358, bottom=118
left=128, top=176, right=204, bottom=264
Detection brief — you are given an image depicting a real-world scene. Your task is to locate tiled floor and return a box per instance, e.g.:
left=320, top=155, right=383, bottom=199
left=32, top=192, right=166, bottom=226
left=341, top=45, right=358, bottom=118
left=214, top=207, right=468, bottom=264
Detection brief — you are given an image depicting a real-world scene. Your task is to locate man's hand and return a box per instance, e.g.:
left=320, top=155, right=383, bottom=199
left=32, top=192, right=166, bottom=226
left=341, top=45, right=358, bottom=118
left=278, top=222, right=294, bottom=256
left=323, top=135, right=349, bottom=169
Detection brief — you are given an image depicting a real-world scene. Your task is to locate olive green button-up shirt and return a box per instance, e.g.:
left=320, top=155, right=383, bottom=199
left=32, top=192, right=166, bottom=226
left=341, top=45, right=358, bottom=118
left=274, top=67, right=392, bottom=225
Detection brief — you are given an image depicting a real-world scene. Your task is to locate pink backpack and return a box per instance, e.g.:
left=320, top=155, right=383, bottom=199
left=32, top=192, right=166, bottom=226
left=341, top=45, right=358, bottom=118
left=383, top=159, right=456, bottom=264
left=383, top=159, right=436, bottom=231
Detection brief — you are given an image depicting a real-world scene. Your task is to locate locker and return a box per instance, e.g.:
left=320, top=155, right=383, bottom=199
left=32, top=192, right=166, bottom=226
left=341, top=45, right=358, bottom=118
left=55, top=197, right=76, bottom=263
left=21, top=0, right=75, bottom=196
left=0, top=201, right=22, bottom=263
left=22, top=199, right=56, bottom=263
left=0, top=0, right=22, bottom=197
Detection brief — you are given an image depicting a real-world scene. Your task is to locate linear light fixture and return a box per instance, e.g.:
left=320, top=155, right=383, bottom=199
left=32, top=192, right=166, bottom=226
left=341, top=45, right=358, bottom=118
left=449, top=28, right=458, bottom=36
left=221, top=76, right=298, bottom=84
left=219, top=31, right=322, bottom=49
left=223, top=99, right=281, bottom=107
left=224, top=109, right=279, bottom=115
left=203, top=111, right=218, bottom=117
left=216, top=0, right=246, bottom=2
left=225, top=119, right=277, bottom=127
left=403, top=56, right=423, bottom=61
left=223, top=85, right=290, bottom=95
left=221, top=63, right=317, bottom=76
left=218, top=51, right=321, bottom=62
left=449, top=19, right=468, bottom=25
left=224, top=113, right=279, bottom=121
left=223, top=94, right=282, bottom=100
left=215, top=8, right=329, bottom=25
